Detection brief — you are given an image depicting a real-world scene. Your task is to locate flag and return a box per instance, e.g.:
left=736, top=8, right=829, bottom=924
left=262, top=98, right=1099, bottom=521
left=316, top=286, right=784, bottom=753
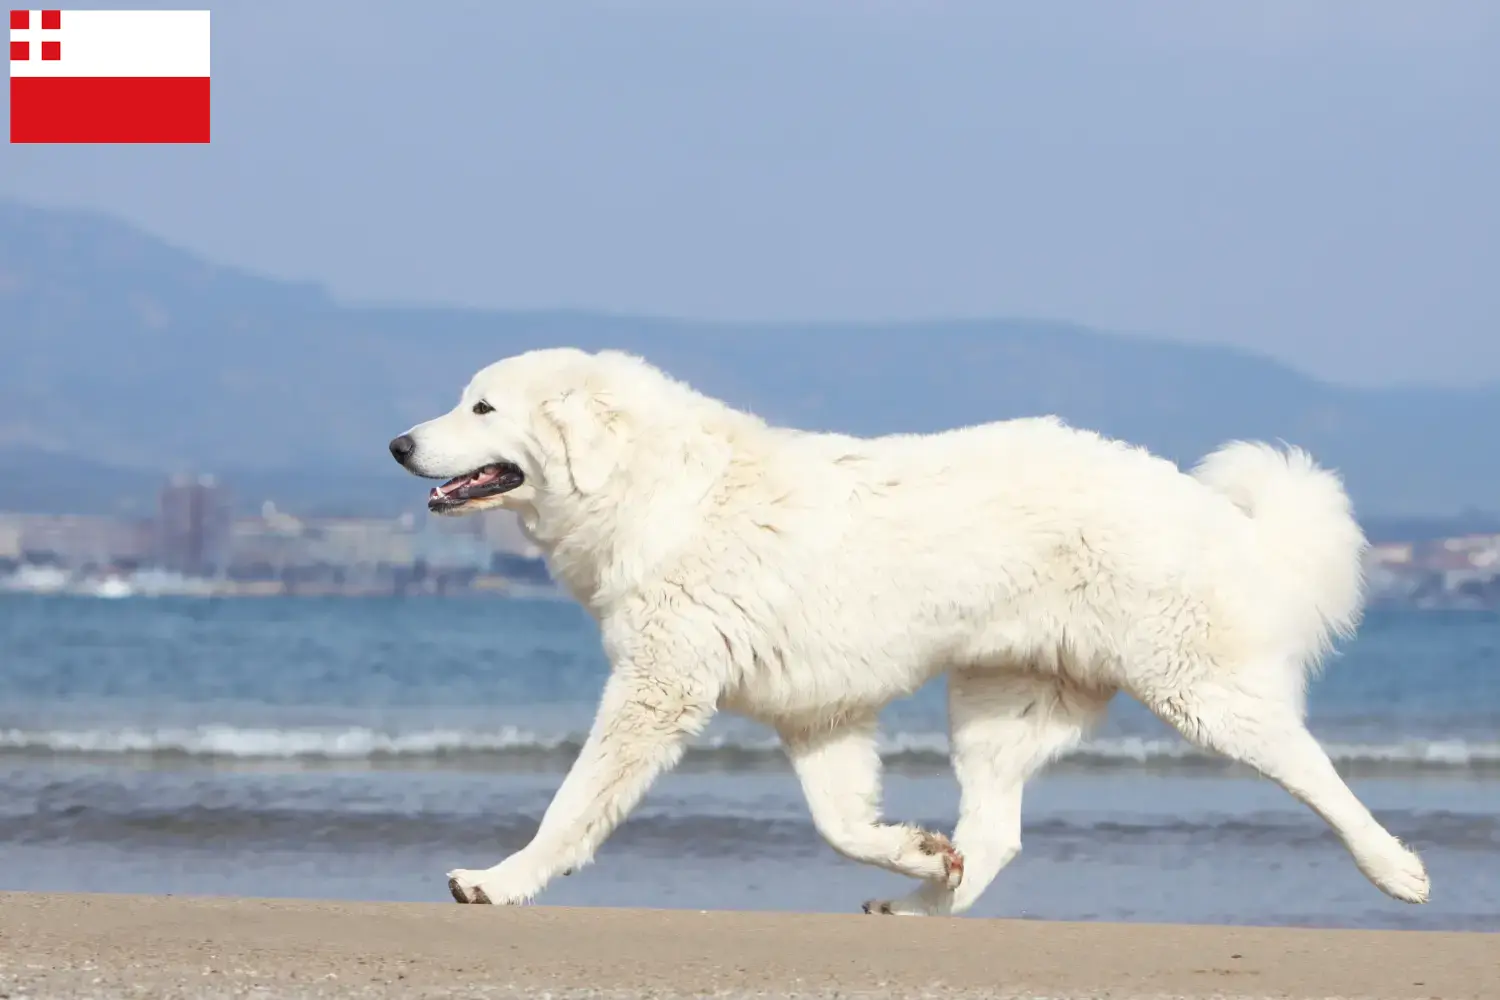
left=9, top=9, right=210, bottom=143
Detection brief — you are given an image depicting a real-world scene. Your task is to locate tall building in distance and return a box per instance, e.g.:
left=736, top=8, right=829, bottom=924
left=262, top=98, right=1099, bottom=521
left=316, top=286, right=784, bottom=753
left=156, top=474, right=233, bottom=577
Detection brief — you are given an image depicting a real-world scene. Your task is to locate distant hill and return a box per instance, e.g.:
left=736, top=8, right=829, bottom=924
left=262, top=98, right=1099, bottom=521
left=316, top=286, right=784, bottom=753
left=1, top=199, right=1495, bottom=518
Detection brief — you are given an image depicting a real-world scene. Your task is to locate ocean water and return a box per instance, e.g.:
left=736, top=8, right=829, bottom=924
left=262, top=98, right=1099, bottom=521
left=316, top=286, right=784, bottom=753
left=0, top=595, right=1496, bottom=930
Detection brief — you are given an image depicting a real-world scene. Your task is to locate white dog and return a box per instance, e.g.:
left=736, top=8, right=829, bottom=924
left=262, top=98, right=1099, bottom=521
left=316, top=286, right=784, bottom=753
left=389, top=347, right=1429, bottom=915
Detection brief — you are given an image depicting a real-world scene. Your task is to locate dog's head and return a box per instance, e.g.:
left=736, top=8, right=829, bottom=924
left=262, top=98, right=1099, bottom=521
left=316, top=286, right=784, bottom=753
left=389, top=347, right=652, bottom=517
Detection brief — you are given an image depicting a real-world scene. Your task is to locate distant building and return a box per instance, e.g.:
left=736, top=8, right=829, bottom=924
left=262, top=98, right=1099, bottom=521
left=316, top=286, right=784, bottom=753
left=226, top=504, right=305, bottom=581
left=1366, top=542, right=1414, bottom=567
left=0, top=513, right=152, bottom=568
left=156, top=474, right=233, bottom=577
left=1438, top=533, right=1500, bottom=569
left=0, top=518, right=21, bottom=561
left=303, top=516, right=416, bottom=568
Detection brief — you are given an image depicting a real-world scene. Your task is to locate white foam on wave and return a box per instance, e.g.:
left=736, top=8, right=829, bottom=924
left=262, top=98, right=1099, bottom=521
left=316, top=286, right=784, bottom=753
left=0, top=724, right=567, bottom=758
left=1068, top=735, right=1500, bottom=770
left=0, top=725, right=1495, bottom=771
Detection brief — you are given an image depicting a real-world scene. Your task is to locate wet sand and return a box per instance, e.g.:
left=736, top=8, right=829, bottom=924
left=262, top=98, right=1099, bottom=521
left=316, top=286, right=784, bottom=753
left=0, top=892, right=1489, bottom=999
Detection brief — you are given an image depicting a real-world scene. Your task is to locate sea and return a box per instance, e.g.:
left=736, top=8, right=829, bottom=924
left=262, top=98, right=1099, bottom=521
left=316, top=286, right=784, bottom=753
left=0, top=595, right=1496, bottom=931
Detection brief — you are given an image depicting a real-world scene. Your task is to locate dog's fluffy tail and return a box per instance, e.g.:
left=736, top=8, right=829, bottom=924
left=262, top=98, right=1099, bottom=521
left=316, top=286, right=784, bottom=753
left=1193, top=441, right=1368, bottom=661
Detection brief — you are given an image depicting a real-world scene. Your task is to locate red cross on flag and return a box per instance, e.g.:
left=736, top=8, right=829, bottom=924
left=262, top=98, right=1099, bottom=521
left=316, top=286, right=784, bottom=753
left=9, top=9, right=210, bottom=143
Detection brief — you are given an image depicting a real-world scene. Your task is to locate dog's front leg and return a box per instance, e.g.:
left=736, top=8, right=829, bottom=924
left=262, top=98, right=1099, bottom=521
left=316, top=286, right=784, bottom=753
left=447, top=664, right=715, bottom=905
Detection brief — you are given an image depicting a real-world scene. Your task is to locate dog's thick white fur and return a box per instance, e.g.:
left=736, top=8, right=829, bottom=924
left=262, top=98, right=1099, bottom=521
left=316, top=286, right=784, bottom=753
left=394, top=347, right=1429, bottom=914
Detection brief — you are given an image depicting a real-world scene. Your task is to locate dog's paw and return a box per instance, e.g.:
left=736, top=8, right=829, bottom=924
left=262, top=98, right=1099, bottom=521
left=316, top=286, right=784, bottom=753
left=448, top=874, right=491, bottom=904
left=1357, top=842, right=1431, bottom=904
left=862, top=896, right=942, bottom=916
left=916, top=831, right=965, bottom=890
left=861, top=834, right=963, bottom=917
left=447, top=868, right=528, bottom=906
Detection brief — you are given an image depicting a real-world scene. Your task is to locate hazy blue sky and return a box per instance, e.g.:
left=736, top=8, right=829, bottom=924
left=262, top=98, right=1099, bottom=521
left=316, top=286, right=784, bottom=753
left=3, top=1, right=1497, bottom=385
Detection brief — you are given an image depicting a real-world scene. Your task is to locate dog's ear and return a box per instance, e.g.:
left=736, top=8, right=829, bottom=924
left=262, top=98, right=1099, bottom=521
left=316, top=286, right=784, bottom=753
left=539, top=389, right=624, bottom=495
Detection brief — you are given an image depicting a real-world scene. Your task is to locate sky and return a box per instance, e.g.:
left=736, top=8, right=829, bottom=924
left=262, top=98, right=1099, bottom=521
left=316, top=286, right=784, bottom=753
left=3, top=0, right=1497, bottom=386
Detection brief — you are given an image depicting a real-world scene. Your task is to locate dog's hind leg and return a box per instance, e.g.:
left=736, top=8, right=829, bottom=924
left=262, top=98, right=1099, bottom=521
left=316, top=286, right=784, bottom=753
left=1144, top=669, right=1430, bottom=904
left=781, top=713, right=964, bottom=891
left=865, top=670, right=1112, bottom=916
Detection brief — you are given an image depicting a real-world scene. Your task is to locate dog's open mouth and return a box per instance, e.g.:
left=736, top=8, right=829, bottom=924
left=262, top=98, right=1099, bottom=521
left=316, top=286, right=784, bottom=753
left=427, top=463, right=525, bottom=512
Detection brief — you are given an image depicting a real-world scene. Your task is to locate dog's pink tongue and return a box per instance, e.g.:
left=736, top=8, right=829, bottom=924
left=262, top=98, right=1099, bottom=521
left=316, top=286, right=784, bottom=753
left=432, top=473, right=470, bottom=499
left=431, top=468, right=497, bottom=500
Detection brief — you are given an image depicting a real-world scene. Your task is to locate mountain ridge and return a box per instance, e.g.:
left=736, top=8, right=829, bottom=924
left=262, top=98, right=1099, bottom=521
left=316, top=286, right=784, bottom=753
left=0, top=199, right=1492, bottom=517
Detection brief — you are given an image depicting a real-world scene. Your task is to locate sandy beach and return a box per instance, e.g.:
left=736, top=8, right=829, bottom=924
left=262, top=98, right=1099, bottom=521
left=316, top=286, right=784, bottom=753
left=0, top=893, right=1490, bottom=1000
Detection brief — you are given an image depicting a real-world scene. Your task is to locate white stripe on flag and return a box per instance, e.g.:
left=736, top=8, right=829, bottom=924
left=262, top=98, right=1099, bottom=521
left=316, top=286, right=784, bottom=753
left=10, top=10, right=210, bottom=78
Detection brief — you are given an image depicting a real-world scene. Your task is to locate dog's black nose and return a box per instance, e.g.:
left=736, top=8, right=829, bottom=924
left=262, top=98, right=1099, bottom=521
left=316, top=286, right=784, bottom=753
left=389, top=434, right=416, bottom=464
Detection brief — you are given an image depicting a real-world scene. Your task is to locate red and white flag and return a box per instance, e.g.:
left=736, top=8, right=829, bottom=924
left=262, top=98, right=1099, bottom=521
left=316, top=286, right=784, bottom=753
left=9, top=9, right=210, bottom=143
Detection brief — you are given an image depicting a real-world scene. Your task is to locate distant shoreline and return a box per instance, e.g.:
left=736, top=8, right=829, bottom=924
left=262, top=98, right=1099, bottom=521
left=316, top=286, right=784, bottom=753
left=3, top=583, right=1500, bottom=611
left=0, top=577, right=567, bottom=600
left=0, top=892, right=1493, bottom=1000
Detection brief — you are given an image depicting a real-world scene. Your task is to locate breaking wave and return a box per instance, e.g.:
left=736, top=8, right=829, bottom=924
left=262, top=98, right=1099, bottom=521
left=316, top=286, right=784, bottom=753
left=1, top=725, right=1497, bottom=776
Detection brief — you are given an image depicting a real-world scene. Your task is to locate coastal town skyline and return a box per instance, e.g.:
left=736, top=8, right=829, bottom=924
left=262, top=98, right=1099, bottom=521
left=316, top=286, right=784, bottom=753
left=2, top=467, right=1497, bottom=608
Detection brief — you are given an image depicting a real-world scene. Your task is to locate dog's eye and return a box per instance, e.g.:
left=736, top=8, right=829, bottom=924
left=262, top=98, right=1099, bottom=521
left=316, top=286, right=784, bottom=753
left=472, top=400, right=494, bottom=415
